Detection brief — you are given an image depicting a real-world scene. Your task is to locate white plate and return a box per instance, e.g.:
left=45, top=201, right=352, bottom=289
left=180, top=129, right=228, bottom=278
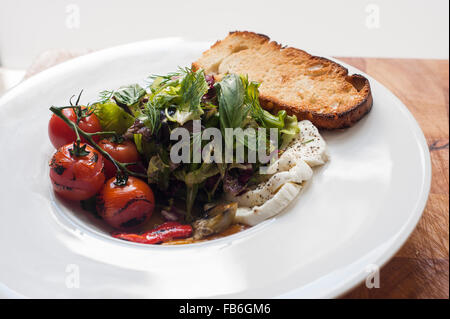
left=0, top=38, right=431, bottom=298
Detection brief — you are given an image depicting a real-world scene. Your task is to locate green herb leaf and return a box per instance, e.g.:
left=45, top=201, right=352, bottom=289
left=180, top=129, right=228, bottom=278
left=216, top=74, right=250, bottom=130
left=170, top=110, right=199, bottom=125
left=184, top=163, right=220, bottom=187
left=281, top=114, right=300, bottom=135
left=179, top=68, right=209, bottom=113
left=97, top=90, right=114, bottom=104
left=152, top=85, right=180, bottom=110
left=241, top=75, right=290, bottom=130
left=147, top=155, right=171, bottom=190
left=185, top=184, right=198, bottom=222
left=93, top=100, right=135, bottom=135
left=147, top=69, right=183, bottom=91
left=242, top=77, right=263, bottom=122
left=113, top=84, right=146, bottom=107
left=262, top=110, right=286, bottom=129
left=280, top=114, right=300, bottom=149
left=137, top=101, right=161, bottom=135
left=133, top=133, right=157, bottom=160
left=133, top=133, right=144, bottom=154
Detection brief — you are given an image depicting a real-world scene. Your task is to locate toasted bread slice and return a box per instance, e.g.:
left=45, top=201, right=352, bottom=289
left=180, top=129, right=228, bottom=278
left=193, top=31, right=373, bottom=129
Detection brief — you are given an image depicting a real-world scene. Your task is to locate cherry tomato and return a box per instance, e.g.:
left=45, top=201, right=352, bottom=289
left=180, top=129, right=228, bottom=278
left=48, top=107, right=101, bottom=149
left=98, top=139, right=140, bottom=179
left=49, top=143, right=105, bottom=201
left=96, top=177, right=155, bottom=230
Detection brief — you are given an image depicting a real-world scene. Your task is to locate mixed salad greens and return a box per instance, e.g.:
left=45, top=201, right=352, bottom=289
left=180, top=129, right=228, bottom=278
left=90, top=67, right=299, bottom=221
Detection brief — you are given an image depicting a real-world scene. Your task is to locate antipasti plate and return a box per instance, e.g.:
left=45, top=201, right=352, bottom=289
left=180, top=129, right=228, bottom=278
left=0, top=38, right=431, bottom=298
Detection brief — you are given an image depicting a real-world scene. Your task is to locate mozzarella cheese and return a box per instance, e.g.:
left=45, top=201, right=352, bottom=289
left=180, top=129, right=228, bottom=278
left=230, top=120, right=328, bottom=226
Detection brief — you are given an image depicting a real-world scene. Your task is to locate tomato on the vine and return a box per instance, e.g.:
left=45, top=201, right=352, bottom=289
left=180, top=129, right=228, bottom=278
left=98, top=139, right=141, bottom=179
left=48, top=107, right=101, bottom=149
left=96, top=176, right=155, bottom=230
left=49, top=143, right=105, bottom=201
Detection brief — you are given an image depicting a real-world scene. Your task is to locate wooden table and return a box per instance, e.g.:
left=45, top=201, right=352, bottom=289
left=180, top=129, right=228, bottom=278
left=25, top=53, right=450, bottom=299
left=339, top=58, right=449, bottom=299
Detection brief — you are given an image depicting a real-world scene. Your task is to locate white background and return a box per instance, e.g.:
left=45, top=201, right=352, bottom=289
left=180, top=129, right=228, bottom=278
left=0, top=0, right=448, bottom=70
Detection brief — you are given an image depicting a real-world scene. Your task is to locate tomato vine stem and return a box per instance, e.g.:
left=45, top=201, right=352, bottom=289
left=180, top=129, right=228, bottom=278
left=49, top=106, right=147, bottom=181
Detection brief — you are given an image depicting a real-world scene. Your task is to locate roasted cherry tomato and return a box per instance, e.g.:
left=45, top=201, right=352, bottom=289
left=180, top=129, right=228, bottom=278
left=48, top=107, right=101, bottom=149
left=96, top=177, right=155, bottom=230
left=98, top=139, right=140, bottom=179
left=49, top=143, right=105, bottom=201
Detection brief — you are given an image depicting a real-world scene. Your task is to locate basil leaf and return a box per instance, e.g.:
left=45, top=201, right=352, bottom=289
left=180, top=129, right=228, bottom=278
left=113, top=84, right=146, bottom=107
left=216, top=74, right=250, bottom=130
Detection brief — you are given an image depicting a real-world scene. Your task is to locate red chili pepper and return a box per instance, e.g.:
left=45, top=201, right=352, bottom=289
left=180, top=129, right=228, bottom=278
left=111, top=222, right=192, bottom=244
left=112, top=233, right=152, bottom=244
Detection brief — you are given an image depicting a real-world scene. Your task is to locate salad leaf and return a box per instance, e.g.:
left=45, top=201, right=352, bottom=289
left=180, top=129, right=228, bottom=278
left=173, top=162, right=220, bottom=220
left=152, top=85, right=180, bottom=109
left=148, top=68, right=208, bottom=125
left=169, top=110, right=199, bottom=126
left=242, top=76, right=262, bottom=118
left=216, top=74, right=250, bottom=131
left=162, top=68, right=208, bottom=125
left=235, top=128, right=258, bottom=153
left=93, top=101, right=134, bottom=135
left=241, top=76, right=286, bottom=129
left=97, top=90, right=114, bottom=104
left=133, top=133, right=157, bottom=160
left=241, top=75, right=290, bottom=130
left=262, top=110, right=286, bottom=129
left=147, top=155, right=171, bottom=190
left=147, top=69, right=183, bottom=91
left=136, top=102, right=161, bottom=135
left=281, top=114, right=300, bottom=135
left=179, top=68, right=209, bottom=113
left=113, top=84, right=146, bottom=107
left=133, top=133, right=144, bottom=154
left=280, top=114, right=300, bottom=149
left=185, top=184, right=198, bottom=222
left=184, top=163, right=220, bottom=186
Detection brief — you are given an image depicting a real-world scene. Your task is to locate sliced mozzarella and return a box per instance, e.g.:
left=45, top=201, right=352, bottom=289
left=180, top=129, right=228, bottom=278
left=229, top=158, right=312, bottom=207
left=284, top=120, right=328, bottom=167
left=234, top=182, right=302, bottom=226
left=228, top=120, right=328, bottom=226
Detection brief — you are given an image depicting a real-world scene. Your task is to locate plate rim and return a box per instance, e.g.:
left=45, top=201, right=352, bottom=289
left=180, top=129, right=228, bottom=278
left=0, top=38, right=432, bottom=299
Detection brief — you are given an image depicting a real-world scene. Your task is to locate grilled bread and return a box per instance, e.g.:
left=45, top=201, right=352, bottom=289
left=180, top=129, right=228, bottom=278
left=192, top=31, right=373, bottom=129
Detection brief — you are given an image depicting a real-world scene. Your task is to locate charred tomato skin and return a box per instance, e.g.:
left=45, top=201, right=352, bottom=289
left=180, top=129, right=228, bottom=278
left=48, top=107, right=101, bottom=149
left=96, top=177, right=155, bottom=230
left=49, top=143, right=105, bottom=201
left=98, top=139, right=140, bottom=179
